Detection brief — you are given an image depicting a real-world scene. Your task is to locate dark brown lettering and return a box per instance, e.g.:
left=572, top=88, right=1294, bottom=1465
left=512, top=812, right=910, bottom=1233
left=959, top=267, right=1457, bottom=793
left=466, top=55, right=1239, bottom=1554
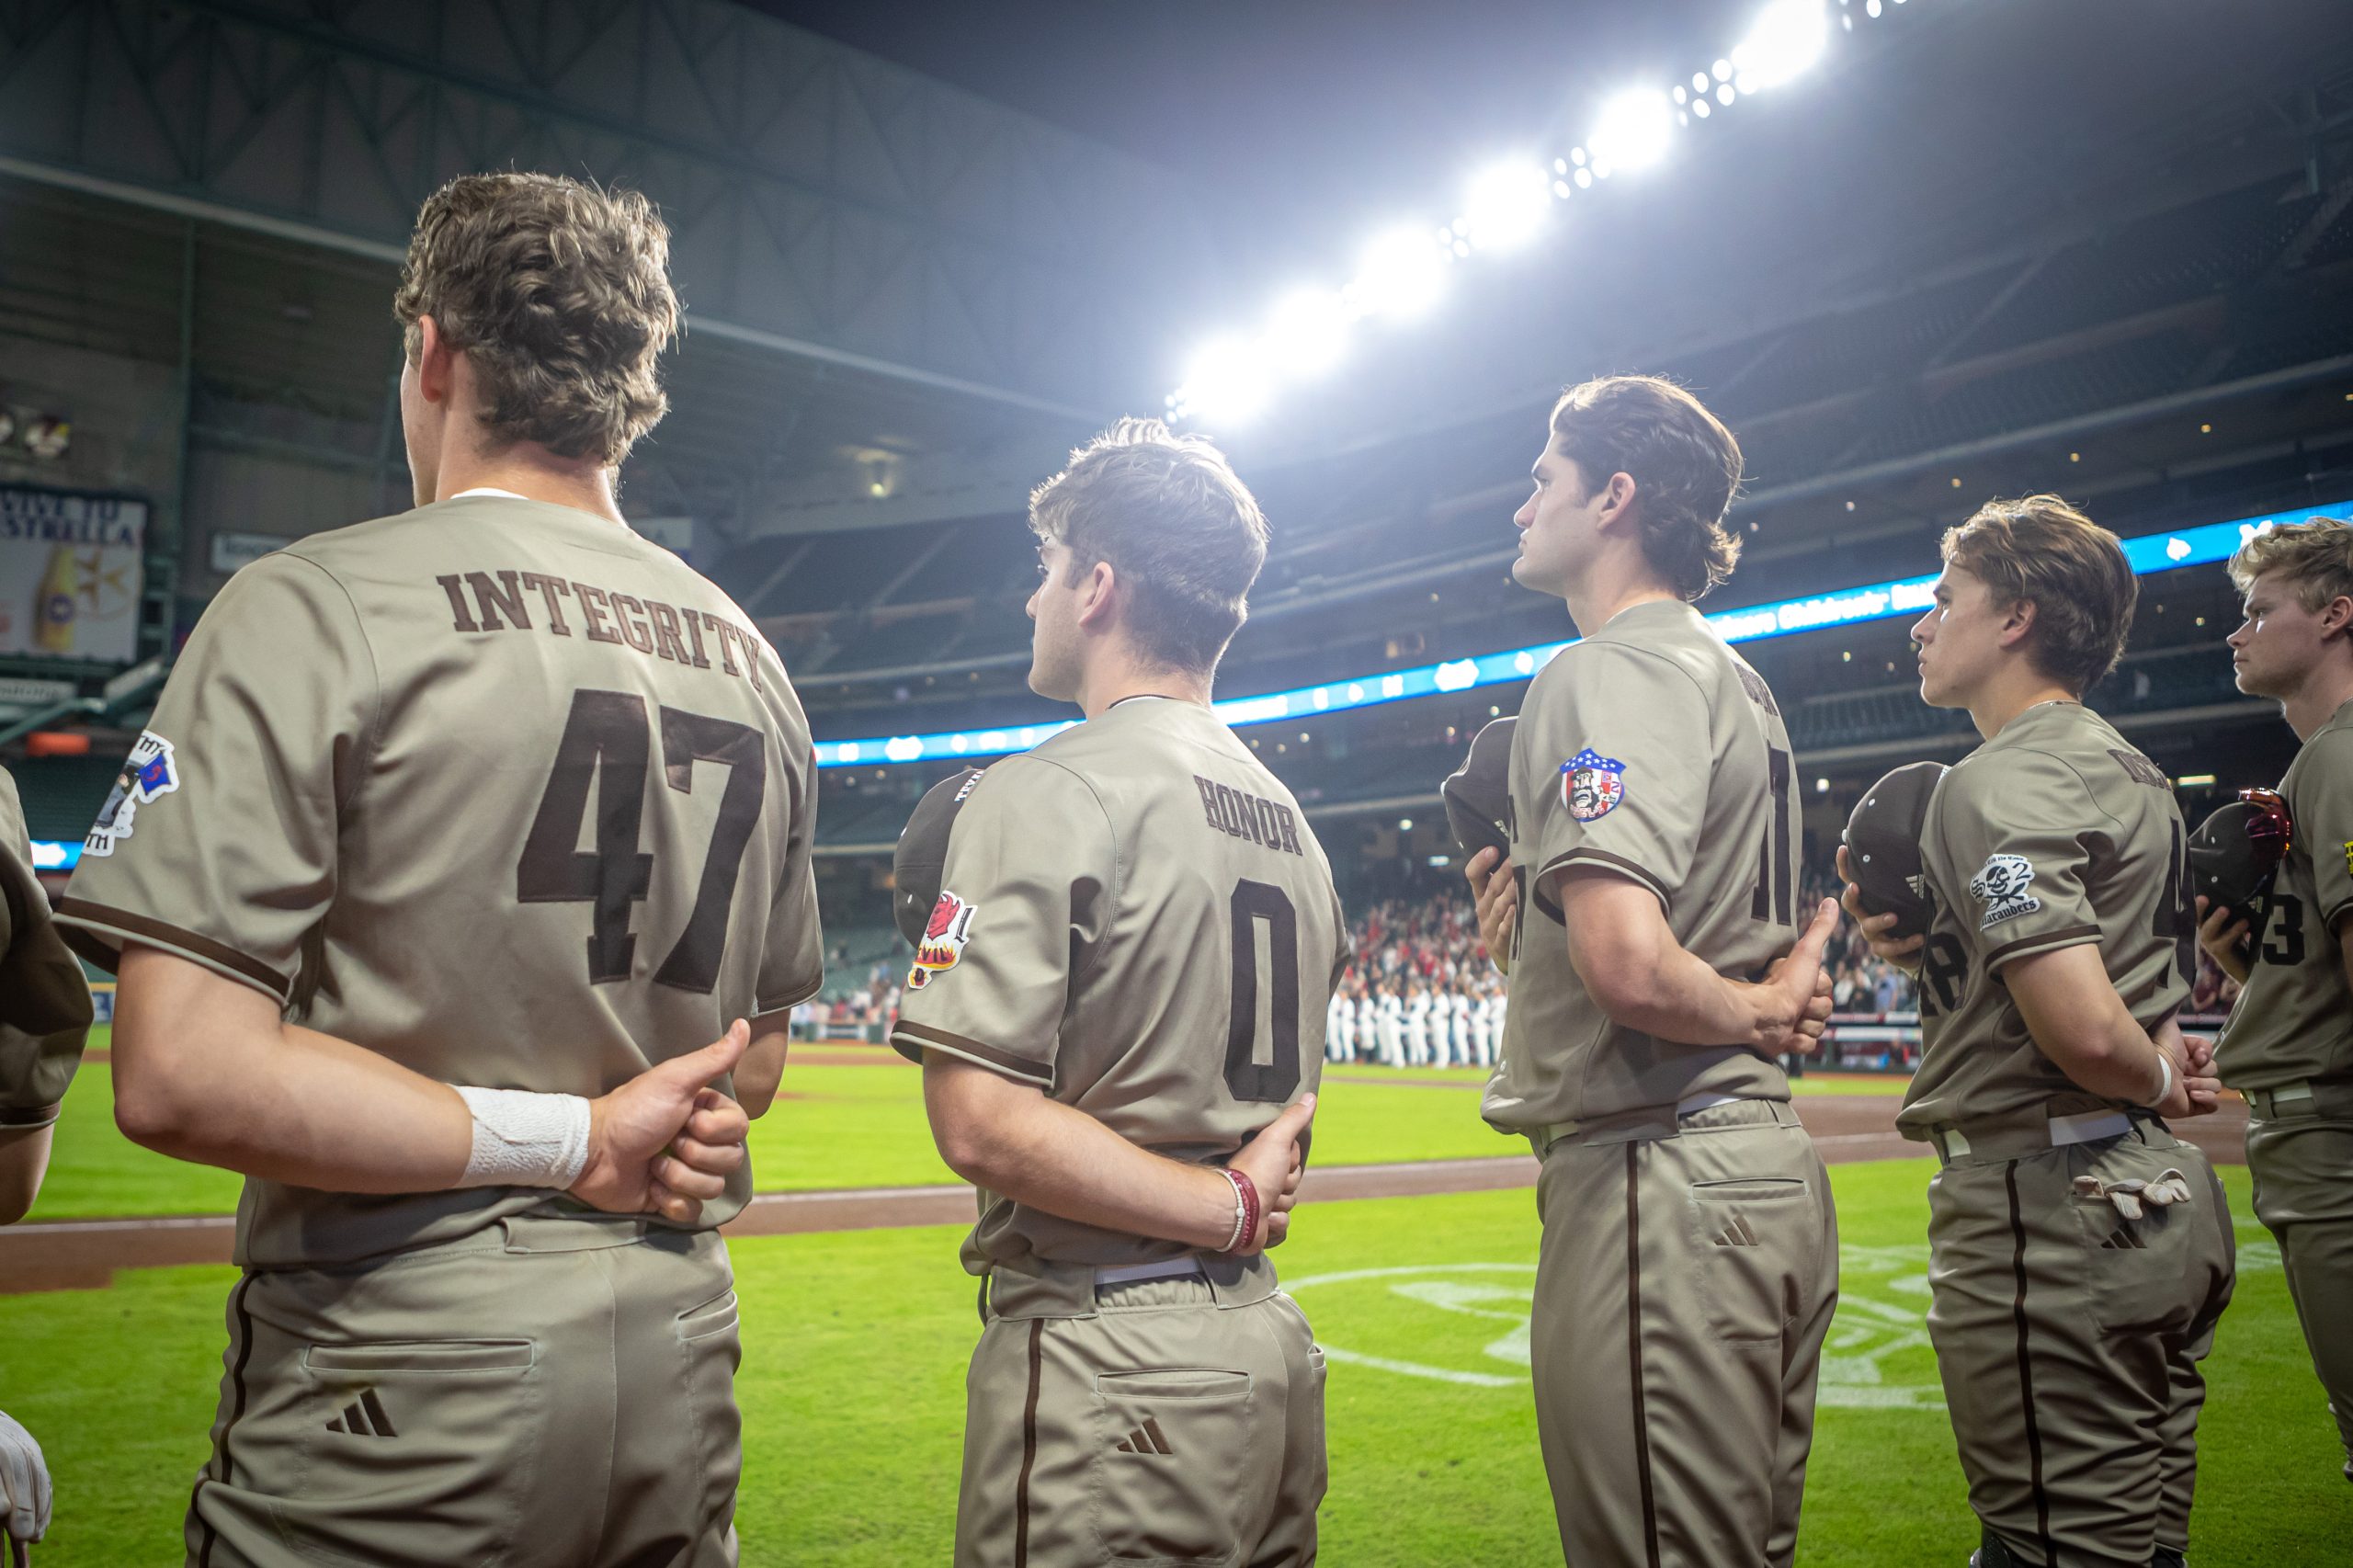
left=520, top=572, right=574, bottom=635
left=608, top=593, right=656, bottom=654
left=706, top=612, right=742, bottom=676
left=647, top=602, right=689, bottom=664
left=436, top=574, right=481, bottom=632
left=464, top=570, right=532, bottom=631
left=677, top=606, right=711, bottom=669
left=1218, top=784, right=1259, bottom=846
left=574, top=583, right=620, bottom=643
left=1274, top=802, right=1302, bottom=857
left=1195, top=776, right=1225, bottom=834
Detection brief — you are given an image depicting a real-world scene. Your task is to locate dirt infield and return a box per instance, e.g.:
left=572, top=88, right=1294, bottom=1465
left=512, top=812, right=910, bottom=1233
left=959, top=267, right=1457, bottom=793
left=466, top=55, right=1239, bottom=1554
left=0, top=1095, right=2247, bottom=1294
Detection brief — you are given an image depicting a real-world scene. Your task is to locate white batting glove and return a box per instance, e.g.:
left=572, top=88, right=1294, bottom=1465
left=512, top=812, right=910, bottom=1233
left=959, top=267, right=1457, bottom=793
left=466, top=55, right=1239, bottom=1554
left=0, top=1411, right=51, bottom=1545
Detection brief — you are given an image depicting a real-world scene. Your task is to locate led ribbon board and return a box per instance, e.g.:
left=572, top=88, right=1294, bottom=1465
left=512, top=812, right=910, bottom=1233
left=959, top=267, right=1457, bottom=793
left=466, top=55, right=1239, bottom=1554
left=710, top=500, right=2350, bottom=772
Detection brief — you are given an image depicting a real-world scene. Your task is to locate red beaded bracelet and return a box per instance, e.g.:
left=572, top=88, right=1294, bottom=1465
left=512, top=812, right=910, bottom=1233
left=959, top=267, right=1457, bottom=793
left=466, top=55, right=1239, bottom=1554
left=1219, top=1167, right=1260, bottom=1255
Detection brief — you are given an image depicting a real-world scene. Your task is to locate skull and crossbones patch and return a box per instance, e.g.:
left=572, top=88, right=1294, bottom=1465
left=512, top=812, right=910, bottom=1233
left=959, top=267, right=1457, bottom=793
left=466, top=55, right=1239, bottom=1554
left=1968, top=853, right=2040, bottom=930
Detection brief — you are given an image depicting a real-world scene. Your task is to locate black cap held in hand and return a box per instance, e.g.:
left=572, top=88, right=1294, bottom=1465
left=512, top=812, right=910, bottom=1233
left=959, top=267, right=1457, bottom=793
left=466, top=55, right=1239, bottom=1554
left=2188, top=792, right=2292, bottom=932
left=1442, top=716, right=1517, bottom=863
left=893, top=767, right=987, bottom=947
left=1842, top=761, right=1947, bottom=940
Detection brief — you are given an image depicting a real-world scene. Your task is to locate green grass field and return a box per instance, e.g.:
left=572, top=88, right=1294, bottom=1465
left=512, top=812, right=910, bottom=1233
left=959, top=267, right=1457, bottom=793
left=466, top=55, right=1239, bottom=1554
left=2, top=1159, right=2340, bottom=1565
left=30, top=1033, right=1897, bottom=1219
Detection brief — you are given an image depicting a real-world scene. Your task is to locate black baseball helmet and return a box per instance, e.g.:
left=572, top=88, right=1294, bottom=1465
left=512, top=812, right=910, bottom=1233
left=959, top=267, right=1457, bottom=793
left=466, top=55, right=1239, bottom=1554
left=892, top=767, right=987, bottom=947
left=1442, top=716, right=1516, bottom=863
left=1842, top=761, right=1947, bottom=939
left=2188, top=789, right=2292, bottom=930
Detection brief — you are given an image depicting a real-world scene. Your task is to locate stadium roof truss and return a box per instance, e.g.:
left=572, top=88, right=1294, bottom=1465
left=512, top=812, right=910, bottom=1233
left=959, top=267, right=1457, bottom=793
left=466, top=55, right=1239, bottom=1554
left=0, top=0, right=1219, bottom=540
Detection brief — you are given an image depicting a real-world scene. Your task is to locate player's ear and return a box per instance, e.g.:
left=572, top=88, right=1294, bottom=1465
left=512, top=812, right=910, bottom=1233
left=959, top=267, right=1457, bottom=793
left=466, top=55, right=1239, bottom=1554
left=1998, top=596, right=2037, bottom=651
left=1074, top=558, right=1119, bottom=631
left=414, top=315, right=457, bottom=406
left=1595, top=471, right=1640, bottom=533
left=2319, top=593, right=2353, bottom=642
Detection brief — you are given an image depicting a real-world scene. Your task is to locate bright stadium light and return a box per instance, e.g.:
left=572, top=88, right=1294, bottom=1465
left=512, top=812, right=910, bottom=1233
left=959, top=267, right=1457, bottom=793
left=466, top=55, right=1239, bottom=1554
left=1462, top=162, right=1553, bottom=252
left=1587, top=90, right=1675, bottom=173
left=1160, top=0, right=1925, bottom=420
left=1265, top=286, right=1352, bottom=376
left=1348, top=227, right=1449, bottom=320
left=1733, top=0, right=1829, bottom=91
left=1175, top=335, right=1275, bottom=426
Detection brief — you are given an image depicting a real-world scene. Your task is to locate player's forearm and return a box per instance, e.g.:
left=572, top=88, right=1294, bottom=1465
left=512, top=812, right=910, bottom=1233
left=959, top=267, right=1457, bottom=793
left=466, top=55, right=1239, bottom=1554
left=925, top=1064, right=1239, bottom=1250
left=0, top=1124, right=55, bottom=1225
left=733, top=1026, right=790, bottom=1119
left=2005, top=948, right=2168, bottom=1105
left=1586, top=940, right=1760, bottom=1046
left=111, top=946, right=473, bottom=1190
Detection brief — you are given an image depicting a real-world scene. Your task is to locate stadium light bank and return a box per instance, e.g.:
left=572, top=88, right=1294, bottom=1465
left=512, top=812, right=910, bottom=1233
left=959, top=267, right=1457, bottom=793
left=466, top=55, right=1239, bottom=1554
left=1166, top=0, right=1871, bottom=426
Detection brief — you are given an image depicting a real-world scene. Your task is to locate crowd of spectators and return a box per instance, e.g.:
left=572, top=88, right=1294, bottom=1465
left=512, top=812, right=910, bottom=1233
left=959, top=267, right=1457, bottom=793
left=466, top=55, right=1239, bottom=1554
left=1797, top=868, right=1920, bottom=1017
left=1329, top=893, right=1507, bottom=1066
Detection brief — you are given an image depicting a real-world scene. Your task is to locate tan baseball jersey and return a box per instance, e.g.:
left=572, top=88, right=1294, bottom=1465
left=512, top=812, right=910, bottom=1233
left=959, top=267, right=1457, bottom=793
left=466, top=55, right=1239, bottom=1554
left=1899, top=701, right=2195, bottom=1136
left=0, top=767, right=94, bottom=1130
left=2216, top=697, right=2353, bottom=1091
left=888, top=695, right=1347, bottom=1274
left=56, top=494, right=823, bottom=1266
left=1481, top=598, right=1798, bottom=1134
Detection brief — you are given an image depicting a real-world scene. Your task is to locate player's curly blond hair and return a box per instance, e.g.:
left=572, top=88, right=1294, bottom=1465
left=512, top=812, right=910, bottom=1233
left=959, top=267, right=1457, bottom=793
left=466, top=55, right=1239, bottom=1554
left=1942, top=494, right=2136, bottom=692
left=2228, top=517, right=2353, bottom=611
left=1549, top=375, right=1745, bottom=602
left=392, top=173, right=679, bottom=466
left=1029, top=418, right=1269, bottom=674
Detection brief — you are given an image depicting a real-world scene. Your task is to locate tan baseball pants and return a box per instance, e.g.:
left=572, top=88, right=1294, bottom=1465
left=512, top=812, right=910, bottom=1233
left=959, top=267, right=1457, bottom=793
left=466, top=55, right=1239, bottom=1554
left=958, top=1253, right=1325, bottom=1567
left=183, top=1215, right=741, bottom=1568
left=2242, top=1086, right=2353, bottom=1484
left=1923, top=1118, right=2235, bottom=1567
left=1529, top=1097, right=1839, bottom=1568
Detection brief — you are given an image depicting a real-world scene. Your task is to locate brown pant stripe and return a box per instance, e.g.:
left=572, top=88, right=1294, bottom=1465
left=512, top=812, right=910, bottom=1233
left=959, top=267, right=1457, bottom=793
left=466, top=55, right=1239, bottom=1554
left=1624, top=1142, right=1662, bottom=1568
left=1014, top=1318, right=1044, bottom=1568
left=2003, top=1163, right=2054, bottom=1562
left=192, top=1274, right=257, bottom=1568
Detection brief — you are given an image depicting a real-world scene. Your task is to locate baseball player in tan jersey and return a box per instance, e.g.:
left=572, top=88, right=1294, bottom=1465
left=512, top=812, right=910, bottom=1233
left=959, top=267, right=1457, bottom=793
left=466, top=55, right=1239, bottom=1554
left=0, top=766, right=94, bottom=1559
left=892, top=420, right=1344, bottom=1568
left=0, top=766, right=95, bottom=1226
left=2198, top=517, right=2353, bottom=1483
left=1841, top=497, right=2232, bottom=1568
left=1467, top=376, right=1841, bottom=1568
left=52, top=175, right=820, bottom=1568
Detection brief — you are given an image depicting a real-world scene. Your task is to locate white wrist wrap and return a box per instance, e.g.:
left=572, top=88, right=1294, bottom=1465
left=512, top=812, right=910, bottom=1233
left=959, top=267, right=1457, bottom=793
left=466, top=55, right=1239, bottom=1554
left=2149, top=1052, right=2174, bottom=1110
left=454, top=1086, right=593, bottom=1189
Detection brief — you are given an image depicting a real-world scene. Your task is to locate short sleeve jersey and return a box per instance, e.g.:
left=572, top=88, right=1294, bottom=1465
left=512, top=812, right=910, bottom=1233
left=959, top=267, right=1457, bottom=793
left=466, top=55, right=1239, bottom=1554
left=1898, top=702, right=2194, bottom=1136
left=2216, top=699, right=2353, bottom=1091
left=0, top=767, right=94, bottom=1131
left=889, top=698, right=1347, bottom=1275
left=57, top=494, right=823, bottom=1267
left=1481, top=599, right=1799, bottom=1133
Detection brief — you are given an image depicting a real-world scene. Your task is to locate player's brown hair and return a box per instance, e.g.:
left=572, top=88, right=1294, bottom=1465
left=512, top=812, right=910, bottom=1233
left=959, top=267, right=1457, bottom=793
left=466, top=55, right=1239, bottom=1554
left=1029, top=417, right=1270, bottom=674
left=1549, top=375, right=1744, bottom=601
left=2227, top=517, right=2353, bottom=612
left=1940, top=494, right=2137, bottom=692
left=392, top=173, right=679, bottom=466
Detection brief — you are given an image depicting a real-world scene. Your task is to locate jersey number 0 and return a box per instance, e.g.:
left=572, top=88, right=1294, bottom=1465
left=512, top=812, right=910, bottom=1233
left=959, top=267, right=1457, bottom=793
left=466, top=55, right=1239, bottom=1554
left=1224, top=880, right=1302, bottom=1103
left=518, top=687, right=767, bottom=992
